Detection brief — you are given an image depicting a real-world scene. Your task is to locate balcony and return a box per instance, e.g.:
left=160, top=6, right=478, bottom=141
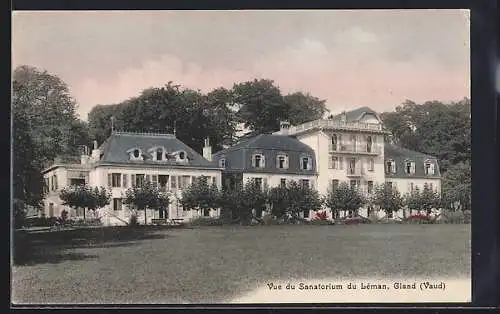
left=329, top=143, right=381, bottom=155
left=346, top=166, right=364, bottom=177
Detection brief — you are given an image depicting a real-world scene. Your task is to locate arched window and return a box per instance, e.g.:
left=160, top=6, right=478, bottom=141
left=252, top=153, right=265, bottom=168
left=386, top=159, right=396, bottom=173
left=133, top=149, right=140, bottom=158
left=405, top=160, right=416, bottom=174
left=127, top=148, right=144, bottom=161
left=219, top=158, right=226, bottom=168
left=156, top=149, right=163, bottom=161
left=276, top=154, right=289, bottom=169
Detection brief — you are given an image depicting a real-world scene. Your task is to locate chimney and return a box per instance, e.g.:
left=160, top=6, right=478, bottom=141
left=80, top=146, right=90, bottom=165
left=340, top=111, right=347, bottom=122
left=202, top=138, right=212, bottom=161
left=91, top=140, right=101, bottom=162
left=279, top=120, right=290, bottom=135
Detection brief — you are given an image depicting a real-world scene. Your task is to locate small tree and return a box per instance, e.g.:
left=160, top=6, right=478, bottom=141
left=124, top=182, right=170, bottom=225
left=268, top=186, right=290, bottom=220
left=420, top=183, right=442, bottom=215
left=325, top=182, right=365, bottom=219
left=181, top=176, right=220, bottom=217
left=405, top=187, right=422, bottom=216
left=286, top=180, right=323, bottom=221
left=60, top=185, right=111, bottom=221
left=371, top=183, right=404, bottom=219
left=239, top=179, right=268, bottom=224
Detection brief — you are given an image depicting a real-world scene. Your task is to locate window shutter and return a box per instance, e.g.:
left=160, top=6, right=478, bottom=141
left=328, top=155, right=333, bottom=169
left=310, top=179, right=315, bottom=189
left=308, top=158, right=312, bottom=170
left=251, top=155, right=256, bottom=167
left=392, top=163, right=396, bottom=173
left=411, top=162, right=416, bottom=174
left=145, top=174, right=151, bottom=183
left=328, top=139, right=333, bottom=151
left=285, top=156, right=289, bottom=169
left=263, top=178, right=268, bottom=190
left=131, top=174, right=136, bottom=187
left=339, top=157, right=344, bottom=170
left=122, top=174, right=127, bottom=188
left=261, top=155, right=266, bottom=168
left=276, top=155, right=280, bottom=168
left=108, top=174, right=112, bottom=187
left=430, top=163, right=435, bottom=175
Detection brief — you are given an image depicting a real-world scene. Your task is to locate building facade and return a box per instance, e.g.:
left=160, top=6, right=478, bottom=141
left=41, top=132, right=223, bottom=225
left=41, top=107, right=442, bottom=223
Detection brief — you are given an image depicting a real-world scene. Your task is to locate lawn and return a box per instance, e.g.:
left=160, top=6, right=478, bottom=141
left=11, top=224, right=471, bottom=304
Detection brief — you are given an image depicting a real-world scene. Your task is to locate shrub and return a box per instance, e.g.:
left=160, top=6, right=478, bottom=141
left=188, top=217, right=224, bottom=226
left=403, top=213, right=435, bottom=224
left=337, top=216, right=371, bottom=225
left=312, top=210, right=329, bottom=221
left=309, top=219, right=333, bottom=225
left=23, top=217, right=59, bottom=228
left=439, top=210, right=471, bottom=224
left=262, top=213, right=278, bottom=225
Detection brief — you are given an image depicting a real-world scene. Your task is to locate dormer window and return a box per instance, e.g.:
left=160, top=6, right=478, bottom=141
left=300, top=156, right=313, bottom=170
left=424, top=160, right=435, bottom=175
left=156, top=149, right=163, bottom=161
left=179, top=151, right=185, bottom=160
left=252, top=153, right=265, bottom=168
left=386, top=159, right=396, bottom=174
left=276, top=154, right=289, bottom=169
left=219, top=158, right=226, bottom=168
left=405, top=160, right=416, bottom=174
left=127, top=148, right=144, bottom=161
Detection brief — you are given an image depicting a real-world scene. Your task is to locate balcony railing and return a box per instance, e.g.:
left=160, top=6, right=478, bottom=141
left=284, top=119, right=385, bottom=135
left=346, top=166, right=364, bottom=177
left=329, top=143, right=382, bottom=154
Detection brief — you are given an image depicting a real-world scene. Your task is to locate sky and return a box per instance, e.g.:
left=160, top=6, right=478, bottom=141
left=12, top=10, right=470, bottom=120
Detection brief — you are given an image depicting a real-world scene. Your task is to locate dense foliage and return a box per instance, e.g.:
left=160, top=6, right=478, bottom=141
left=123, top=182, right=170, bottom=224
left=371, top=183, right=404, bottom=219
left=59, top=185, right=111, bottom=220
left=325, top=182, right=366, bottom=219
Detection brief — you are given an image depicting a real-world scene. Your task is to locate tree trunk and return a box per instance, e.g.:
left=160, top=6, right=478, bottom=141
left=144, top=208, right=147, bottom=225
left=83, top=208, right=86, bottom=221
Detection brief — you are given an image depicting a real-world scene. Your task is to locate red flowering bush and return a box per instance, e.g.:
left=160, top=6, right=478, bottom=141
left=313, top=211, right=328, bottom=221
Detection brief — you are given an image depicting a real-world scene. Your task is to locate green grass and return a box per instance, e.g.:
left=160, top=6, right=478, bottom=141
left=12, top=224, right=471, bottom=304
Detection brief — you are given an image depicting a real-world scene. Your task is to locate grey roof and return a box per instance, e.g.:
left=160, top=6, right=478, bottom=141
left=213, top=134, right=317, bottom=175
left=384, top=143, right=441, bottom=179
left=96, top=132, right=219, bottom=168
left=330, top=106, right=380, bottom=122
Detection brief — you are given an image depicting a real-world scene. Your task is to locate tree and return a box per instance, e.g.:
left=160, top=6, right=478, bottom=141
left=404, top=187, right=422, bottom=216
left=442, top=161, right=471, bottom=212
left=239, top=179, right=269, bottom=224
left=123, top=182, right=170, bottom=225
left=59, top=185, right=111, bottom=221
left=283, top=92, right=328, bottom=125
left=268, top=186, right=290, bottom=220
left=325, top=182, right=365, bottom=219
left=371, top=183, right=404, bottom=219
left=233, top=79, right=285, bottom=134
left=180, top=176, right=220, bottom=217
left=286, top=180, right=323, bottom=221
left=13, top=65, right=82, bottom=208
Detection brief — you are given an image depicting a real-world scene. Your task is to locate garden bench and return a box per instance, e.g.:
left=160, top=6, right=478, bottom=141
left=151, top=218, right=169, bottom=225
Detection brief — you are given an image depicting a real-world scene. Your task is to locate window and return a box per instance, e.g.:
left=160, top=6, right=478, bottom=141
left=350, top=135, right=357, bottom=151
left=330, top=156, right=339, bottom=169
left=368, top=158, right=375, bottom=171
left=113, top=198, right=122, bottom=211
left=171, top=175, right=177, bottom=189
left=49, top=203, right=54, bottom=217
left=109, top=173, right=121, bottom=188
left=301, top=157, right=312, bottom=170
left=135, top=174, right=145, bottom=187
left=367, top=181, right=374, bottom=194
left=212, top=176, right=217, bottom=186
left=254, top=178, right=263, bottom=190
left=70, top=178, right=85, bottom=186
left=219, top=158, right=226, bottom=168
left=303, top=210, right=310, bottom=218
left=366, top=136, right=373, bottom=153
left=252, top=154, right=265, bottom=168
left=350, top=180, right=357, bottom=189
left=424, top=161, right=435, bottom=175
left=156, top=149, right=163, bottom=161
left=51, top=175, right=58, bottom=191
left=122, top=174, right=128, bottom=188
left=133, top=149, right=140, bottom=158
left=280, top=178, right=286, bottom=188
left=180, top=175, right=190, bottom=189
left=128, top=148, right=143, bottom=161
left=203, top=208, right=210, bottom=217
left=405, top=161, right=416, bottom=174
left=276, top=154, right=288, bottom=169
left=331, top=134, right=338, bottom=151
left=43, top=178, right=49, bottom=193
left=300, top=179, right=310, bottom=188
left=332, top=179, right=339, bottom=191
left=386, top=160, right=396, bottom=174
left=347, top=158, right=356, bottom=175
left=152, top=175, right=158, bottom=187
left=158, top=175, right=169, bottom=191
left=178, top=151, right=186, bottom=160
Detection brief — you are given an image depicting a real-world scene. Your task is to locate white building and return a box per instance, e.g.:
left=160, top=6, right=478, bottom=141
left=42, top=131, right=223, bottom=225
